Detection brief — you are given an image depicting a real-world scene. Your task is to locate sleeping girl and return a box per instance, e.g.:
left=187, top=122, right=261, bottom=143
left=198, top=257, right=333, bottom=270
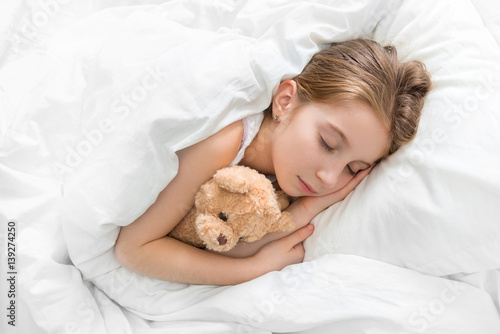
left=114, top=39, right=431, bottom=285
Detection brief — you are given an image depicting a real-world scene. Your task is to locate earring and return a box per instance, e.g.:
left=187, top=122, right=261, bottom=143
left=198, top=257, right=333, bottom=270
left=273, top=114, right=279, bottom=121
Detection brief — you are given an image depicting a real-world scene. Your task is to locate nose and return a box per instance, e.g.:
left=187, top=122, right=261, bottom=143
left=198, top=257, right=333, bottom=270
left=316, top=165, right=342, bottom=189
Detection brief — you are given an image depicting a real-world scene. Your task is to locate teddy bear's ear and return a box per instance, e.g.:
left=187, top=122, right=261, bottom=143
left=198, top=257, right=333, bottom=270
left=213, top=166, right=259, bottom=194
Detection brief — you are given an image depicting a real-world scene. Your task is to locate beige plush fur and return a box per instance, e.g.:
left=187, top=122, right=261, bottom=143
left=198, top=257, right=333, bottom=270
left=168, top=166, right=295, bottom=252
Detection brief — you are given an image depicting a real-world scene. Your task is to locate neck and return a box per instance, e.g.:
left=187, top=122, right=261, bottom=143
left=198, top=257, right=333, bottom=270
left=239, top=114, right=275, bottom=175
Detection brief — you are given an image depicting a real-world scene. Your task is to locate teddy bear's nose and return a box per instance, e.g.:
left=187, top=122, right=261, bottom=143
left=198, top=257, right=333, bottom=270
left=217, top=234, right=227, bottom=245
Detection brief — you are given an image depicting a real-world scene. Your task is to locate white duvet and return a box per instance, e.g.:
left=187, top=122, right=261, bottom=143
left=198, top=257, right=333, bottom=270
left=1, top=0, right=500, bottom=333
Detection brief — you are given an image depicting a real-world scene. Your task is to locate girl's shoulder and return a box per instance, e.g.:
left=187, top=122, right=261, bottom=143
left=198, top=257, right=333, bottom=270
left=209, top=120, right=245, bottom=162
left=217, top=120, right=244, bottom=144
left=177, top=120, right=244, bottom=174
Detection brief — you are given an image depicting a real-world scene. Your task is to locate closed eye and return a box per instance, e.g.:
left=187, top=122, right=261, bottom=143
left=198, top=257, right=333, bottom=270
left=319, top=136, right=334, bottom=152
left=321, top=136, right=356, bottom=175
left=346, top=165, right=356, bottom=176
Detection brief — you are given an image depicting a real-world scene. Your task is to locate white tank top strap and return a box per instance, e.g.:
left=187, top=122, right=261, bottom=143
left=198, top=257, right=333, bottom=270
left=229, top=113, right=264, bottom=166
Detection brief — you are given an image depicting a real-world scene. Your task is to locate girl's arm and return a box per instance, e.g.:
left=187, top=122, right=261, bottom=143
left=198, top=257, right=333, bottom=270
left=114, top=121, right=312, bottom=285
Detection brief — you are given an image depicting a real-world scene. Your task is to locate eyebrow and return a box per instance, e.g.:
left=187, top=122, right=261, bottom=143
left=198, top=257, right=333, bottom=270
left=326, top=122, right=372, bottom=169
left=327, top=122, right=349, bottom=147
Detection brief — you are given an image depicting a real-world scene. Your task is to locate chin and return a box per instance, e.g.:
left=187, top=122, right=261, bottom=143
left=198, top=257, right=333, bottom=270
left=275, top=175, right=301, bottom=197
left=274, top=180, right=291, bottom=196
left=278, top=184, right=300, bottom=197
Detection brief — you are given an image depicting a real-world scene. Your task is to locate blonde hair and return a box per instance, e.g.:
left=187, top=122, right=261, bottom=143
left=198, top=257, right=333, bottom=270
left=291, top=39, right=431, bottom=156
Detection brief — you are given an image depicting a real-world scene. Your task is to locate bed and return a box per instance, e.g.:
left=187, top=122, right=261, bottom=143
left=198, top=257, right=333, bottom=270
left=1, top=0, right=500, bottom=333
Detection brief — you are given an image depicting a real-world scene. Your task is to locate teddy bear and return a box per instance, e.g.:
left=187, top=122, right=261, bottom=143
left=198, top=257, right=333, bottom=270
left=168, top=165, right=295, bottom=252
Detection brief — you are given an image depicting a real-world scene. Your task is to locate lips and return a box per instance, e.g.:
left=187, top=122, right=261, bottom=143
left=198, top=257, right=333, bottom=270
left=298, top=177, right=316, bottom=195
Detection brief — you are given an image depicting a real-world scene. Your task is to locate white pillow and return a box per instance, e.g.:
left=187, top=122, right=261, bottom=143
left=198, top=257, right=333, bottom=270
left=471, top=0, right=500, bottom=45
left=305, top=0, right=500, bottom=276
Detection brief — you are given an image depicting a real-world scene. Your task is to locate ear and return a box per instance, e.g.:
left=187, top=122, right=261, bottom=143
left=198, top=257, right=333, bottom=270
left=272, top=80, right=297, bottom=120
left=213, top=166, right=257, bottom=194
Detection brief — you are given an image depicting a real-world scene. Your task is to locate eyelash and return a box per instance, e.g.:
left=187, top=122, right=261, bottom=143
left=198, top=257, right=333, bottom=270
left=346, top=166, right=356, bottom=176
left=319, top=137, right=334, bottom=152
left=319, top=136, right=356, bottom=176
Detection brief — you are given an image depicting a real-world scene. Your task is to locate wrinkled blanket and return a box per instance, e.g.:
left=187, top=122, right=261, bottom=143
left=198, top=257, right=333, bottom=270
left=1, top=0, right=500, bottom=333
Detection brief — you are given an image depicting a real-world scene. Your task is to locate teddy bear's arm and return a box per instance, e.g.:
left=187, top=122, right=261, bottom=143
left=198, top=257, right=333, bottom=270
left=276, top=190, right=291, bottom=210
left=269, top=211, right=295, bottom=233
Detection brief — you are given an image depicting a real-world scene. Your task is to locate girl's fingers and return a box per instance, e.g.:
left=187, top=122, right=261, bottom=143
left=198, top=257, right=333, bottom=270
left=353, top=162, right=375, bottom=182
left=322, top=163, right=376, bottom=205
left=343, top=163, right=376, bottom=192
left=282, top=224, right=314, bottom=249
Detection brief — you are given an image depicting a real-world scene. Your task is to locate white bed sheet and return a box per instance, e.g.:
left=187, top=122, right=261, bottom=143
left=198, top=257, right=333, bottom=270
left=1, top=1, right=499, bottom=333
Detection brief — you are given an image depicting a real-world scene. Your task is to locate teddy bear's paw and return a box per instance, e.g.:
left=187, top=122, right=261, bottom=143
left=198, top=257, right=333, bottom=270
left=276, top=211, right=295, bottom=232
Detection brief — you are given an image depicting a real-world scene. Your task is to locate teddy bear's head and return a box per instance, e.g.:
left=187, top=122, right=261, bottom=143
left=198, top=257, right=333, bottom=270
left=193, top=166, right=293, bottom=252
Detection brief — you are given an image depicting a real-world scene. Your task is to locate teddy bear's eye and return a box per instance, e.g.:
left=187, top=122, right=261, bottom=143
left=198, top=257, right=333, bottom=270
left=239, top=237, right=245, bottom=240
left=218, top=212, right=228, bottom=221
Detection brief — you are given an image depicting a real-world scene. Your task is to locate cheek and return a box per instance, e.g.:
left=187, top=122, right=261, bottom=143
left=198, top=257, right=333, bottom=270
left=272, top=126, right=300, bottom=166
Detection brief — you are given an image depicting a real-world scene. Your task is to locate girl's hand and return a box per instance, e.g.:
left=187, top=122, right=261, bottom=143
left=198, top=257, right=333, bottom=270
left=250, top=224, right=314, bottom=273
left=300, top=164, right=376, bottom=218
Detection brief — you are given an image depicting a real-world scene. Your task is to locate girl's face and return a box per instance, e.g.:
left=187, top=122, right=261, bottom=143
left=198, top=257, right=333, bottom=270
left=271, top=83, right=389, bottom=197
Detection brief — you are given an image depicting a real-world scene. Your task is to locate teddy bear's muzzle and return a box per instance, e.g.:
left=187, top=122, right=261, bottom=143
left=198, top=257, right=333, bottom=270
left=195, top=214, right=236, bottom=252
left=217, top=234, right=227, bottom=245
